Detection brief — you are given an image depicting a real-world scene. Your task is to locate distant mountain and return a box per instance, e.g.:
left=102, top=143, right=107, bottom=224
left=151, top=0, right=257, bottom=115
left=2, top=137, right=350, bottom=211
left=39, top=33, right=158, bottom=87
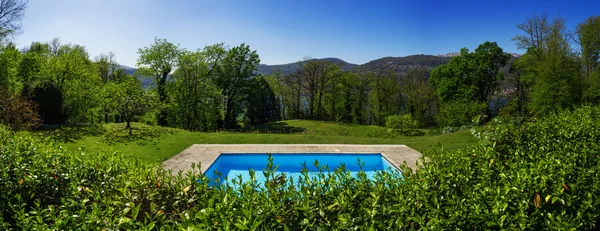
left=119, top=53, right=510, bottom=84
left=257, top=57, right=358, bottom=76
left=353, top=55, right=452, bottom=74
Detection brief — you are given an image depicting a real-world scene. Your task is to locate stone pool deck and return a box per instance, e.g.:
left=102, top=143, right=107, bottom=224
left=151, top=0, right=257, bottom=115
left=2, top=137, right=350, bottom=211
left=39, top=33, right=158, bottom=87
left=163, top=144, right=422, bottom=174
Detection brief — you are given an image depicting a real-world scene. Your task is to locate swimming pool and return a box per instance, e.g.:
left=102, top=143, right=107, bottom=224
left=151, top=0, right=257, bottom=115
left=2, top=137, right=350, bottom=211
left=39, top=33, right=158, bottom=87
left=203, top=153, right=401, bottom=187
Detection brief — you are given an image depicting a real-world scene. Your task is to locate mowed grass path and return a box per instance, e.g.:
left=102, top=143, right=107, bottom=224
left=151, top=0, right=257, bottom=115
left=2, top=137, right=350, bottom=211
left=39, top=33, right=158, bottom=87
left=45, top=120, right=477, bottom=164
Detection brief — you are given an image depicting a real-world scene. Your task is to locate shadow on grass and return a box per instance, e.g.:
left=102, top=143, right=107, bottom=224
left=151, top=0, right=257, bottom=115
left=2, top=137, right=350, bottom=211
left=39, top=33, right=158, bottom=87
left=243, top=122, right=307, bottom=134
left=100, top=124, right=178, bottom=146
left=38, top=124, right=106, bottom=143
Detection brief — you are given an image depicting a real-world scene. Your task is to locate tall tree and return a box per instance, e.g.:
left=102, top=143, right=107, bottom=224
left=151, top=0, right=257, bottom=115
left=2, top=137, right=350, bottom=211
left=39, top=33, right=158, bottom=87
left=265, top=71, right=287, bottom=120
left=430, top=42, right=509, bottom=104
left=214, top=43, right=260, bottom=128
left=0, top=42, right=20, bottom=91
left=513, top=15, right=582, bottom=114
left=0, top=0, right=28, bottom=41
left=169, top=48, right=222, bottom=131
left=401, top=67, right=438, bottom=127
left=95, top=52, right=119, bottom=83
left=577, top=16, right=600, bottom=104
left=244, top=76, right=280, bottom=126
left=369, top=68, right=401, bottom=125
left=136, top=38, right=179, bottom=126
left=282, top=69, right=304, bottom=119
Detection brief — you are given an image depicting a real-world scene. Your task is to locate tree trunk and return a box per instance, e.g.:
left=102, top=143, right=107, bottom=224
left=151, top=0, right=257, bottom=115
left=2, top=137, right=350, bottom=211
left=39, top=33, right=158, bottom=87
left=157, top=73, right=168, bottom=126
left=126, top=119, right=132, bottom=135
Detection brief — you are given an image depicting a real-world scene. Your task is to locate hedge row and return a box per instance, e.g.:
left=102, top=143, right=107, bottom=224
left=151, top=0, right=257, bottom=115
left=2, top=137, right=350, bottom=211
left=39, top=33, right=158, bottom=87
left=1, top=106, right=599, bottom=229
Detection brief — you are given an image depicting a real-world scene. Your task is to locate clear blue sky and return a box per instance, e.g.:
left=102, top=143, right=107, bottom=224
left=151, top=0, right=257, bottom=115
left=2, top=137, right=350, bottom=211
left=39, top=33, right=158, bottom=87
left=14, top=0, right=600, bottom=67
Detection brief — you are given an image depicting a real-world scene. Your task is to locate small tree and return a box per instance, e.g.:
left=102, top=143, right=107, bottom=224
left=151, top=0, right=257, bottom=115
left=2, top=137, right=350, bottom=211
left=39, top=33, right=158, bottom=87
left=104, top=76, right=154, bottom=135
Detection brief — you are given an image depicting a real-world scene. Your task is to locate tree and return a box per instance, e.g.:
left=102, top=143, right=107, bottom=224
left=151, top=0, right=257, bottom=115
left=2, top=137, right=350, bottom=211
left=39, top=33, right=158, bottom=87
left=369, top=69, right=401, bottom=125
left=351, top=72, right=372, bottom=124
left=213, top=43, right=260, bottom=128
left=136, top=38, right=179, bottom=126
left=513, top=15, right=582, bottom=114
left=401, top=67, right=438, bottom=127
left=169, top=48, right=222, bottom=131
left=265, top=71, right=286, bottom=120
left=244, top=76, right=280, bottom=126
left=104, top=75, right=154, bottom=135
left=95, top=52, right=119, bottom=83
left=513, top=14, right=554, bottom=51
left=577, top=16, right=600, bottom=79
left=0, top=0, right=28, bottom=41
left=470, top=42, right=511, bottom=103
left=430, top=42, right=509, bottom=104
left=506, top=54, right=535, bottom=114
left=43, top=42, right=101, bottom=123
left=0, top=42, right=20, bottom=91
left=282, top=69, right=304, bottom=119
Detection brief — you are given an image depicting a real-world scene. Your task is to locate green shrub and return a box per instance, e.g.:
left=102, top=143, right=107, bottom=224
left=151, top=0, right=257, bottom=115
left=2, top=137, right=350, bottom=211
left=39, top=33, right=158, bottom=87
left=385, top=114, right=418, bottom=131
left=1, top=105, right=600, bottom=229
left=436, top=100, right=487, bottom=127
left=364, top=126, right=397, bottom=138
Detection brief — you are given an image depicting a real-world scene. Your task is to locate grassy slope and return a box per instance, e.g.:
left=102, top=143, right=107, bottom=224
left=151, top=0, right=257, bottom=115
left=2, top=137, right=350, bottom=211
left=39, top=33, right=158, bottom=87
left=52, top=120, right=476, bottom=164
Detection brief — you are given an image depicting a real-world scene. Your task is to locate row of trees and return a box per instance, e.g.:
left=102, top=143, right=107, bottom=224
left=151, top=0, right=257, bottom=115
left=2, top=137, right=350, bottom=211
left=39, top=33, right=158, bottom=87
left=0, top=38, right=281, bottom=132
left=136, top=39, right=280, bottom=131
left=507, top=14, right=600, bottom=115
left=267, top=60, right=437, bottom=127
left=266, top=14, right=600, bottom=129
left=1, top=0, right=598, bottom=132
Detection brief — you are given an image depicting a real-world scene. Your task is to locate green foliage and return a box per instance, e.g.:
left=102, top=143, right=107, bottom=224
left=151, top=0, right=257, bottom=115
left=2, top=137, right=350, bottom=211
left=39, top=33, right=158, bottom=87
left=385, top=114, right=417, bottom=132
left=369, top=69, right=402, bottom=126
left=102, top=75, right=156, bottom=134
left=168, top=48, right=222, bottom=131
left=244, top=76, right=281, bottom=126
left=5, top=106, right=600, bottom=229
left=512, top=15, right=584, bottom=115
left=430, top=41, right=510, bottom=103
left=436, top=100, right=487, bottom=127
left=0, top=42, right=20, bottom=91
left=136, top=37, right=180, bottom=126
left=215, top=43, right=261, bottom=128
left=576, top=16, right=600, bottom=78
left=401, top=67, right=437, bottom=127
left=585, top=70, right=600, bottom=103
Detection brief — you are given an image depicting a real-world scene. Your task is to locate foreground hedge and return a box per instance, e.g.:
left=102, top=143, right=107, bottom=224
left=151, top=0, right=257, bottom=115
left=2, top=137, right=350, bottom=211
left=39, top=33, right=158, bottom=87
left=1, top=106, right=600, bottom=230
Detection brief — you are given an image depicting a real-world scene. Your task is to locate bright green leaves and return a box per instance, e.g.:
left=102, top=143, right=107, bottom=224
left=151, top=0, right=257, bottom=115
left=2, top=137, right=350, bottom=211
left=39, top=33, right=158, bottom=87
left=2, top=106, right=600, bottom=229
left=215, top=43, right=261, bottom=128
left=136, top=37, right=180, bottom=126
left=430, top=41, right=509, bottom=104
left=169, top=48, right=222, bottom=131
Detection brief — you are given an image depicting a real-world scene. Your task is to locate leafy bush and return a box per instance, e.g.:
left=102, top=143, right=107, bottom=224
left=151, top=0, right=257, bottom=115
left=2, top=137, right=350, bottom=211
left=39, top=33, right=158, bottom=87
left=0, top=89, right=41, bottom=131
left=1, top=105, right=600, bottom=229
left=436, top=100, right=487, bottom=127
left=364, top=126, right=396, bottom=138
left=385, top=114, right=418, bottom=131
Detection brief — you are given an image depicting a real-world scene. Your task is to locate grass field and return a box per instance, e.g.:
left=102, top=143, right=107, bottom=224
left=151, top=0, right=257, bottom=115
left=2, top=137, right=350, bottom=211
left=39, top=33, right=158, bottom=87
left=38, top=120, right=477, bottom=164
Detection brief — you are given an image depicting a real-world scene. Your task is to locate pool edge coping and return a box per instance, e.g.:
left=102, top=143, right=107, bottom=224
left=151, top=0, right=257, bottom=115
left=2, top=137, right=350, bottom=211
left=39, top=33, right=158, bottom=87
left=163, top=144, right=421, bottom=175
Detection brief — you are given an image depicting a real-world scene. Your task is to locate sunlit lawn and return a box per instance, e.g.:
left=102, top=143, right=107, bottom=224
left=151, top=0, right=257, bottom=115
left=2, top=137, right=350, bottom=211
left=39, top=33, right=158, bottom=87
left=39, top=120, right=477, bottom=164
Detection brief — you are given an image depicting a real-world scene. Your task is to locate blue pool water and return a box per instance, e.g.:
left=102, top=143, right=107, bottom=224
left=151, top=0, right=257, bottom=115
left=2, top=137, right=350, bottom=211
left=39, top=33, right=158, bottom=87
left=203, top=153, right=400, bottom=187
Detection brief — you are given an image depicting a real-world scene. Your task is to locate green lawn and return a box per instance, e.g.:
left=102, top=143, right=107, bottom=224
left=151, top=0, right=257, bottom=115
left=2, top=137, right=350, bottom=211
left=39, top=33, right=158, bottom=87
left=39, top=120, right=477, bottom=164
